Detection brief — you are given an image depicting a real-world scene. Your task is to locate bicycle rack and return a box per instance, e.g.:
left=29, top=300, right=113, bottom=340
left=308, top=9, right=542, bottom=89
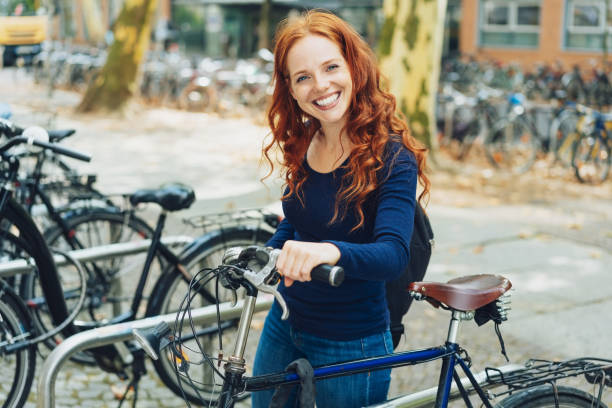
left=36, top=295, right=274, bottom=408
left=0, top=235, right=193, bottom=278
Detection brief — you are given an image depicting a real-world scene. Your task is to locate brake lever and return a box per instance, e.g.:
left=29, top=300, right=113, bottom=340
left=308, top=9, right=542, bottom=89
left=229, top=289, right=238, bottom=307
left=258, top=281, right=289, bottom=320
left=242, top=248, right=290, bottom=320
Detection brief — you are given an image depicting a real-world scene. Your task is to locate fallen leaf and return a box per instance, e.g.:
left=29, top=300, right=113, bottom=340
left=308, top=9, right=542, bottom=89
left=567, top=223, right=582, bottom=230
left=590, top=251, right=602, bottom=259
left=473, top=245, right=484, bottom=254
left=535, top=233, right=552, bottom=242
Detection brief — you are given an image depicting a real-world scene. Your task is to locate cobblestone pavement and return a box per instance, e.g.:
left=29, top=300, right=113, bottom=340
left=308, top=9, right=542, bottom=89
left=1, top=67, right=611, bottom=407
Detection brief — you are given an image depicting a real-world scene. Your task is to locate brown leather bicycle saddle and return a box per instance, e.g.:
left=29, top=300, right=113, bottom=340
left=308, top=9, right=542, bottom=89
left=409, top=274, right=512, bottom=311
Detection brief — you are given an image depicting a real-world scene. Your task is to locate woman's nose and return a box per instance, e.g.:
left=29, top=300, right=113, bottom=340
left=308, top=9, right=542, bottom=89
left=313, top=74, right=330, bottom=91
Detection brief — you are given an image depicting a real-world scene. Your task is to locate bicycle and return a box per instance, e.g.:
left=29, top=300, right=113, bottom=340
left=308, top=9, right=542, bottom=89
left=0, top=135, right=277, bottom=406
left=571, top=108, right=612, bottom=184
left=146, top=245, right=612, bottom=407
left=0, top=134, right=89, bottom=408
left=0, top=121, right=162, bottom=361
left=484, top=92, right=541, bottom=174
left=436, top=84, right=504, bottom=162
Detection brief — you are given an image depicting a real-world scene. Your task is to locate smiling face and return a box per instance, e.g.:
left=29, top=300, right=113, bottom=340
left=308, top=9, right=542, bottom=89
left=285, top=34, right=353, bottom=130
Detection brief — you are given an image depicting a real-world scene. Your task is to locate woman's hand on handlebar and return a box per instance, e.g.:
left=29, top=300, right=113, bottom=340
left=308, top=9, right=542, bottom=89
left=276, top=241, right=341, bottom=287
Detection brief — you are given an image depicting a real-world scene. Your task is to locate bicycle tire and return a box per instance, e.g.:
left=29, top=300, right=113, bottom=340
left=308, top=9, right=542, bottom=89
left=496, top=385, right=607, bottom=407
left=0, top=198, right=54, bottom=408
left=549, top=109, right=579, bottom=167
left=1, top=197, right=72, bottom=335
left=0, top=282, right=36, bottom=408
left=440, top=105, right=478, bottom=161
left=39, top=180, right=114, bottom=211
left=485, top=115, right=539, bottom=174
left=19, top=208, right=156, bottom=363
left=555, top=131, right=581, bottom=169
left=147, top=226, right=273, bottom=405
left=571, top=132, right=611, bottom=184
left=22, top=181, right=114, bottom=232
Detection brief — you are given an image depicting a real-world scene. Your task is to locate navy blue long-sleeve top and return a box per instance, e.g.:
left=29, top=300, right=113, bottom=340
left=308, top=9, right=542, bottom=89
left=266, top=140, right=417, bottom=340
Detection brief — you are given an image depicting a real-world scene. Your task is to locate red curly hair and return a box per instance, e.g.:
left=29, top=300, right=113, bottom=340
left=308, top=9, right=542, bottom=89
left=263, top=9, right=430, bottom=230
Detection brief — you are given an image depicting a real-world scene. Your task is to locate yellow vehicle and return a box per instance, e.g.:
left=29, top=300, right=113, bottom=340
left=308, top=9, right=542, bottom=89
left=0, top=2, right=47, bottom=67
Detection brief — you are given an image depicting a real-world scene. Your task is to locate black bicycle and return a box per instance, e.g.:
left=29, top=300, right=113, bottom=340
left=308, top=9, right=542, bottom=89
left=0, top=120, right=160, bottom=362
left=0, top=135, right=276, bottom=407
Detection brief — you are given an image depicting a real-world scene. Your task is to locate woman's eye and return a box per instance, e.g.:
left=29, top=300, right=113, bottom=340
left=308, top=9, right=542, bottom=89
left=296, top=75, right=308, bottom=83
left=327, top=64, right=339, bottom=72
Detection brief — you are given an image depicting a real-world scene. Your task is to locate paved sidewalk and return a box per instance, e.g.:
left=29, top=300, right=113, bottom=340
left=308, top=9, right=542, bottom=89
left=1, top=67, right=611, bottom=407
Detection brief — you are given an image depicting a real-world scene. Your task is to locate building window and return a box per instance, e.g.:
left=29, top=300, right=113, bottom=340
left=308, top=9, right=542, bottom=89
left=479, top=0, right=541, bottom=48
left=484, top=4, right=510, bottom=26
left=517, top=6, right=541, bottom=25
left=565, top=0, right=612, bottom=50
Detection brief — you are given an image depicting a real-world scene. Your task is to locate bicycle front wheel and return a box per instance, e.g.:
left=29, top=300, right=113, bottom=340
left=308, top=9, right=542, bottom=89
left=496, top=385, right=607, bottom=407
left=0, top=282, right=36, bottom=408
left=549, top=109, right=580, bottom=167
left=147, top=226, right=273, bottom=405
left=571, top=132, right=611, bottom=184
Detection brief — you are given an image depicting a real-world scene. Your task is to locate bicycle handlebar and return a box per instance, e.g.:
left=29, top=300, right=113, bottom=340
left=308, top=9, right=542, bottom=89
left=221, top=246, right=344, bottom=320
left=0, top=135, right=91, bottom=162
left=311, top=264, right=344, bottom=287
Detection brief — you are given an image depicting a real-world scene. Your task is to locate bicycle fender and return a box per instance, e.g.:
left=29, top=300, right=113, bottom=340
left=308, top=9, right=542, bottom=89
left=177, top=225, right=274, bottom=265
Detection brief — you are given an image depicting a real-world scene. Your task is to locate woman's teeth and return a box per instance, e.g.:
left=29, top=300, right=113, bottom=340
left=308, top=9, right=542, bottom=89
left=314, top=93, right=339, bottom=107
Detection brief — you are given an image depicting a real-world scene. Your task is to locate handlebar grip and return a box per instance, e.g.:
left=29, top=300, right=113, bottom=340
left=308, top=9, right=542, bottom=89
left=311, top=264, right=344, bottom=287
left=31, top=139, right=91, bottom=162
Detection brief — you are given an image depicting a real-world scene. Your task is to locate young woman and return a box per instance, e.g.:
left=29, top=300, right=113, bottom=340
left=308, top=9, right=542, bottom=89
left=253, top=9, right=430, bottom=407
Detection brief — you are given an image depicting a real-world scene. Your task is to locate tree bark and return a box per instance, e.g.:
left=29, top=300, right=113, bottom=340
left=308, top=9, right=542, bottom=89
left=258, top=0, right=271, bottom=50
left=81, top=0, right=105, bottom=44
left=77, top=0, right=158, bottom=113
left=378, top=0, right=447, bottom=151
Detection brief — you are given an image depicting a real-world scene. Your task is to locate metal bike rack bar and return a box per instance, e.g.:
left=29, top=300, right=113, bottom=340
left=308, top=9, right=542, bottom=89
left=37, top=295, right=274, bottom=408
left=0, top=235, right=193, bottom=278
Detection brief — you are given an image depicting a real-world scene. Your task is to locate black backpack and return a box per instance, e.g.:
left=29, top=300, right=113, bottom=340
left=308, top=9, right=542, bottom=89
left=385, top=203, right=434, bottom=349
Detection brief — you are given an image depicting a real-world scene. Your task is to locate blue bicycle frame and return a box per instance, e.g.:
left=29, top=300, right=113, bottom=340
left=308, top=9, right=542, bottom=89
left=244, top=345, right=493, bottom=408
left=217, top=298, right=494, bottom=408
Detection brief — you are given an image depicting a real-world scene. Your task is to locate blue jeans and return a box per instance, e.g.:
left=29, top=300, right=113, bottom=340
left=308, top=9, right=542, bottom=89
left=252, top=302, right=393, bottom=408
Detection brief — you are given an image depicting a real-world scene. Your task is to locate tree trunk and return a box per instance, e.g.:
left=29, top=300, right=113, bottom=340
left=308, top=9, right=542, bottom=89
left=603, top=0, right=610, bottom=67
left=81, top=0, right=105, bottom=44
left=258, top=0, right=271, bottom=50
left=77, top=0, right=158, bottom=113
left=378, top=0, right=447, bottom=151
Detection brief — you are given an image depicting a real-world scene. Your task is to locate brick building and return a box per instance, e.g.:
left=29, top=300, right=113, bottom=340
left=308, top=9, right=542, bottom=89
left=459, top=0, right=612, bottom=71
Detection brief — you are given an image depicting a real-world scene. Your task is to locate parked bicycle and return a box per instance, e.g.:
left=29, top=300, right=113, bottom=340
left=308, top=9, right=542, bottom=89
left=484, top=92, right=541, bottom=174
left=0, top=134, right=277, bottom=407
left=0, top=120, right=162, bottom=362
left=436, top=84, right=504, bottom=162
left=146, top=245, right=611, bottom=407
left=571, top=108, right=612, bottom=184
